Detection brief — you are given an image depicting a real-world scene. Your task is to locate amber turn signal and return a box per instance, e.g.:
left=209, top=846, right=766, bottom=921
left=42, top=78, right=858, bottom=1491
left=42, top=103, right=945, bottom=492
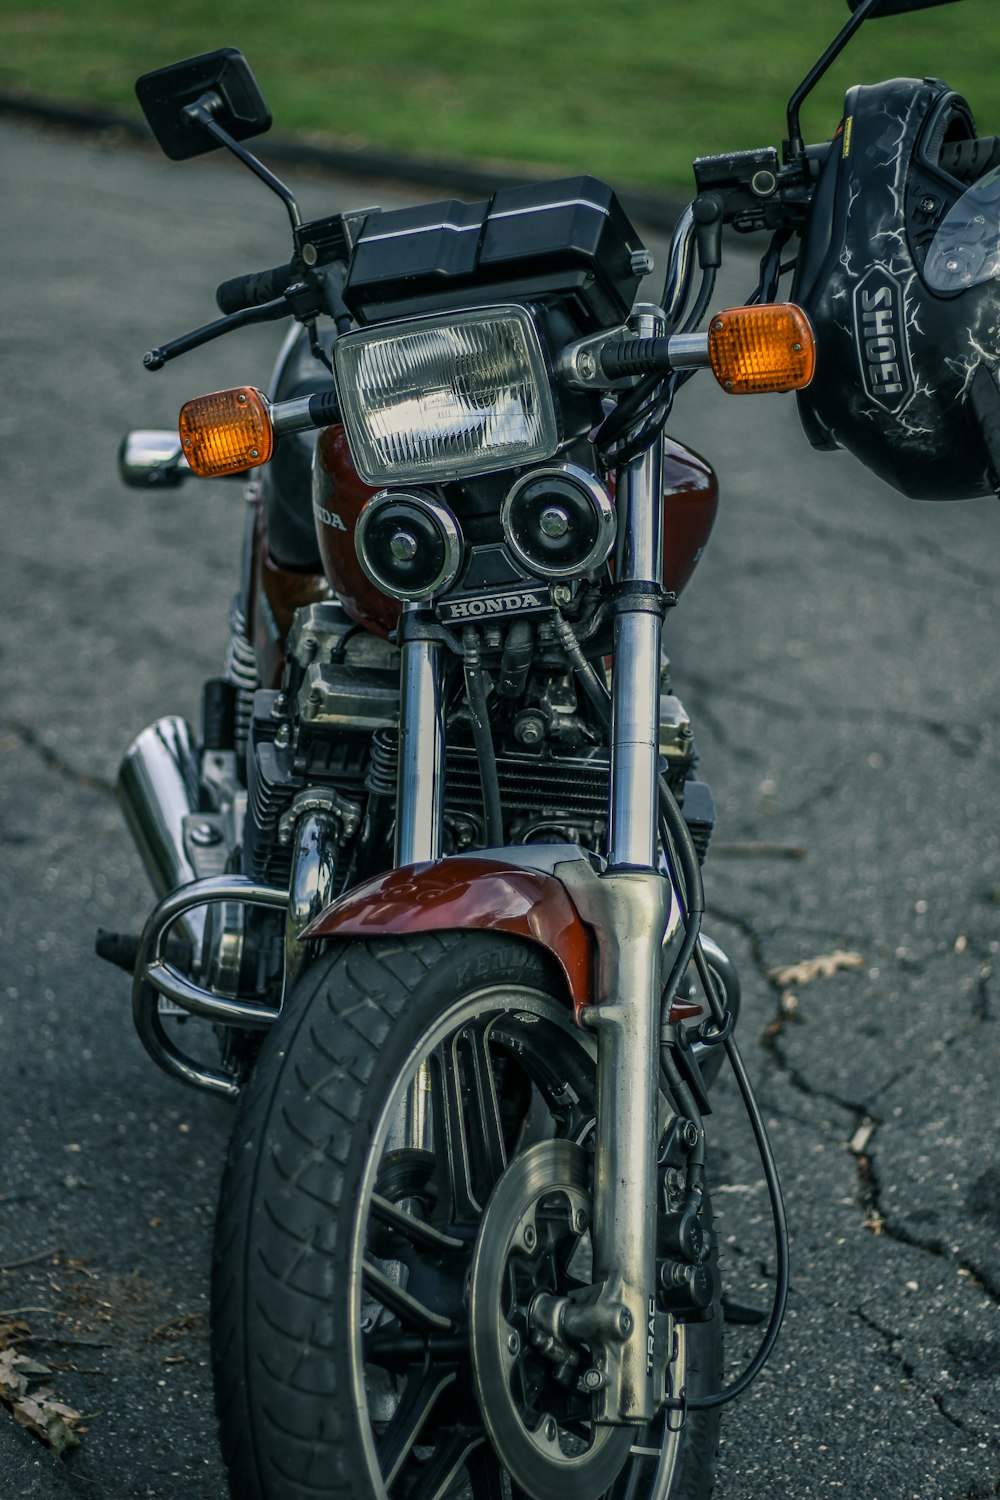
left=178, top=387, right=274, bottom=477
left=707, top=304, right=816, bottom=395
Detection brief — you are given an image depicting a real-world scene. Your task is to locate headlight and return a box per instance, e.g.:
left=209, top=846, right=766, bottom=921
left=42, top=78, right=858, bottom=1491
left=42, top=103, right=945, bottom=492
left=334, top=306, right=560, bottom=485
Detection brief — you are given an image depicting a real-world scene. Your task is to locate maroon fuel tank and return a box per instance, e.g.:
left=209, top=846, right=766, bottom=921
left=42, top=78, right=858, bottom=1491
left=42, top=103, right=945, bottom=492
left=660, top=437, right=719, bottom=598
left=247, top=497, right=333, bottom=689
left=310, top=427, right=719, bottom=629
left=312, top=425, right=401, bottom=639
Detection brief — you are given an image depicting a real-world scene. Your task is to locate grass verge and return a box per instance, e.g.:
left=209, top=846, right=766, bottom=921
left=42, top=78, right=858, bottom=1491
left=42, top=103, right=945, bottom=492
left=1, top=0, right=995, bottom=192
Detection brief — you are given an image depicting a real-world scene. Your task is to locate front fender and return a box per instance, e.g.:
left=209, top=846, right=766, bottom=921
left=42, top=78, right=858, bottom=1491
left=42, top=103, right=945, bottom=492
left=300, top=852, right=596, bottom=1016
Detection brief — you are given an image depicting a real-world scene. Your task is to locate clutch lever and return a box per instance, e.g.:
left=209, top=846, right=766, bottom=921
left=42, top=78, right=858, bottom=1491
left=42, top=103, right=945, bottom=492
left=142, top=295, right=292, bottom=371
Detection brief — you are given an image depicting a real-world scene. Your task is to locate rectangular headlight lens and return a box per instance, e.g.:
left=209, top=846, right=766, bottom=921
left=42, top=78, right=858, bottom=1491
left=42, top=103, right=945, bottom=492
left=334, top=306, right=559, bottom=485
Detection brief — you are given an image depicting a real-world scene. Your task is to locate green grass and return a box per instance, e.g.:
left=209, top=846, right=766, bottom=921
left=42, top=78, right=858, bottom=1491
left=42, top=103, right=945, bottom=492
left=1, top=0, right=996, bottom=192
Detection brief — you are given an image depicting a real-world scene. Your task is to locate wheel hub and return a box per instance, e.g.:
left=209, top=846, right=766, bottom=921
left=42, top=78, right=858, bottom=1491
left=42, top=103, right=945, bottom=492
left=469, top=1139, right=633, bottom=1500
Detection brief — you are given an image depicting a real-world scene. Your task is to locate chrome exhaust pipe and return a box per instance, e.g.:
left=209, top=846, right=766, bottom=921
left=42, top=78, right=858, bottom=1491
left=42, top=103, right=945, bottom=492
left=117, top=716, right=205, bottom=946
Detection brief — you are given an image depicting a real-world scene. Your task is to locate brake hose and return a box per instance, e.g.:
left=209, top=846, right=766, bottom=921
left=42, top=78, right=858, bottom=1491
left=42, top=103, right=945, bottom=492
left=463, top=626, right=504, bottom=846
left=658, top=776, right=791, bottom=1411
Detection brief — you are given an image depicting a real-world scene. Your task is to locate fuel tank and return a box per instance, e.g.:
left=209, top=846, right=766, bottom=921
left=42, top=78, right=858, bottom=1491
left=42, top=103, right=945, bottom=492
left=661, top=439, right=719, bottom=597
left=311, top=426, right=719, bottom=634
left=312, top=425, right=400, bottom=638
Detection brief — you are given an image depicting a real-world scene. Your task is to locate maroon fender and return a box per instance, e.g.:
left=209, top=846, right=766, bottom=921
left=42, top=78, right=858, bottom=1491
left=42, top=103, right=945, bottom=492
left=300, top=857, right=595, bottom=1018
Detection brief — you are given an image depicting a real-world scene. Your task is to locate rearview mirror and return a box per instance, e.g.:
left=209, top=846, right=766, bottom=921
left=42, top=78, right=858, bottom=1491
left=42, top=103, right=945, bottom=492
left=135, top=48, right=271, bottom=161
left=847, top=0, right=963, bottom=15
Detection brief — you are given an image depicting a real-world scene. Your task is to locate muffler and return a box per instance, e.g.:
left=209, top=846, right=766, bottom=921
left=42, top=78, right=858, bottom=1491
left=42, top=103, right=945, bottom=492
left=117, top=716, right=205, bottom=946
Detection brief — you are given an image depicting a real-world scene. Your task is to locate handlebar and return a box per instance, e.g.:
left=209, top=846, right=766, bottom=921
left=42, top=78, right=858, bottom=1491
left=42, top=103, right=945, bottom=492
left=159, top=128, right=1000, bottom=377
left=216, top=260, right=297, bottom=315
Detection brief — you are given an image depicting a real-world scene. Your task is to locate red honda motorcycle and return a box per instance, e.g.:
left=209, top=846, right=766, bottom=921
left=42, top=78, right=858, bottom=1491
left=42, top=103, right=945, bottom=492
left=105, top=0, right=995, bottom=1494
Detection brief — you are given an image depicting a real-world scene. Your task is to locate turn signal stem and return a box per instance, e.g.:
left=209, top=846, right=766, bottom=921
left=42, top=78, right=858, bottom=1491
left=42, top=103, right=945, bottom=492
left=567, top=303, right=815, bottom=393
left=599, top=336, right=675, bottom=379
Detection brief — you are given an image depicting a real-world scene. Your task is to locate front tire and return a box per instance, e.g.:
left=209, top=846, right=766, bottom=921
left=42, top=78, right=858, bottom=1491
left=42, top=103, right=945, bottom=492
left=211, top=931, right=722, bottom=1499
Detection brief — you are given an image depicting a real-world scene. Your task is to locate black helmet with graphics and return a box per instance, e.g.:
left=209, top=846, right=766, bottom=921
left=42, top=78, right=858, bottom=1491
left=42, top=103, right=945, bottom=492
left=793, top=76, right=1000, bottom=501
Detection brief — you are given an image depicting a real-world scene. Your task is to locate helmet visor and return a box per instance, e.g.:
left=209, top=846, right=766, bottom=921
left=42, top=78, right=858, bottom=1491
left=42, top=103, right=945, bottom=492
left=926, top=166, right=1000, bottom=292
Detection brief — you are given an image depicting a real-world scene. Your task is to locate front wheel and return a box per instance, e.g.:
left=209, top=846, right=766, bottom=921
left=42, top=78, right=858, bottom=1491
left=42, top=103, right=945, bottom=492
left=211, top=931, right=722, bottom=1500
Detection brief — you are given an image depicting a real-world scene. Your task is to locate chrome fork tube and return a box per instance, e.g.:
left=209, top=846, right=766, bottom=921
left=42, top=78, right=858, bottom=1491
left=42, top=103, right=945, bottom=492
left=608, top=305, right=665, bottom=869
left=588, top=306, right=675, bottom=1422
left=394, top=604, right=446, bottom=867
left=389, top=605, right=446, bottom=1156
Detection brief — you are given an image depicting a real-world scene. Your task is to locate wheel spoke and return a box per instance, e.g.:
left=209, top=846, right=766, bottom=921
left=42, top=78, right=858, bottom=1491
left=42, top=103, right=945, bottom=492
left=376, top=1365, right=457, bottom=1489
left=363, top=1258, right=454, bottom=1334
left=371, top=1192, right=464, bottom=1254
left=405, top=1426, right=483, bottom=1500
left=465, top=1440, right=537, bottom=1500
left=465, top=1439, right=506, bottom=1500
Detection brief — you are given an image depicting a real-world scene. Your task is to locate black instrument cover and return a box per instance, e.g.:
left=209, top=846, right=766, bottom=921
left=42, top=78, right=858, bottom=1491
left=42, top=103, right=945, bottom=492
left=343, top=176, right=646, bottom=332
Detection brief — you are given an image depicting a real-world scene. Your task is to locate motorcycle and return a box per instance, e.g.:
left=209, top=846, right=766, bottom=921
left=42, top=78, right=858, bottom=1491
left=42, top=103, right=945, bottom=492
left=101, top=0, right=997, bottom=1494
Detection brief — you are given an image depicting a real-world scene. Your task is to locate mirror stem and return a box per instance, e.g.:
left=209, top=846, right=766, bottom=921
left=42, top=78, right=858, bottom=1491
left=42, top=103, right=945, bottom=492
left=184, top=92, right=302, bottom=230
left=784, top=0, right=880, bottom=166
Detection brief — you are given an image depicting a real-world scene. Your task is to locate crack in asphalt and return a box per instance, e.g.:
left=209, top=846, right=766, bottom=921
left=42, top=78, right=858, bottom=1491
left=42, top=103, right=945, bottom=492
left=705, top=902, right=1000, bottom=1312
left=0, top=718, right=115, bottom=796
left=857, top=1138, right=1000, bottom=1305
left=853, top=1308, right=995, bottom=1450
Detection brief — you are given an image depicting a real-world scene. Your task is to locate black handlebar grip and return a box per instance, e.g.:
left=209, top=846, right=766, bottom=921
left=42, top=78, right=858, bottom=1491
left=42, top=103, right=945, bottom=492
left=215, top=261, right=296, bottom=315
left=600, top=337, right=674, bottom=379
left=938, top=136, right=1000, bottom=183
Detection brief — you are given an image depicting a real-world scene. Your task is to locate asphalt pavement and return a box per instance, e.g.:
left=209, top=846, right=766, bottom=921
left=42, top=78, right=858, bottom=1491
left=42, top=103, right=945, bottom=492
left=0, top=116, right=997, bottom=1500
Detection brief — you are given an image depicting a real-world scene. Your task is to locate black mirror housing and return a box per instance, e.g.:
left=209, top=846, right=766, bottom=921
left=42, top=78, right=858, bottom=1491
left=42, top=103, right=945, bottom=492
left=135, top=48, right=271, bottom=160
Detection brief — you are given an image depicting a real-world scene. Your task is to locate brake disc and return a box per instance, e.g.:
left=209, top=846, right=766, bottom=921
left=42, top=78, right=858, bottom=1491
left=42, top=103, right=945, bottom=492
left=469, top=1139, right=633, bottom=1500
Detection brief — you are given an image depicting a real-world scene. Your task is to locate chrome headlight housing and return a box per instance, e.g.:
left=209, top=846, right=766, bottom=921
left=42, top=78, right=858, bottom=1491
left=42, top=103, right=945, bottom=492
left=334, top=306, right=560, bottom=486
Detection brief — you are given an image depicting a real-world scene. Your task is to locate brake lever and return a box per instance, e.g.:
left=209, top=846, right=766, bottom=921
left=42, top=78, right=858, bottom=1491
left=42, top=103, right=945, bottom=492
left=142, top=295, right=291, bottom=371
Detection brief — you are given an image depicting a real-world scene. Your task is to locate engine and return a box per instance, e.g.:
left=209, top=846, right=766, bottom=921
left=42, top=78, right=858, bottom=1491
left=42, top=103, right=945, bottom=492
left=244, top=601, right=714, bottom=890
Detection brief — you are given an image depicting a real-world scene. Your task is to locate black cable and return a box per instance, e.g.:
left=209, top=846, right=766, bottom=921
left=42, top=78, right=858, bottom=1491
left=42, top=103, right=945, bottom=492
left=607, top=382, right=678, bottom=466
left=595, top=371, right=664, bottom=455
left=657, top=776, right=790, bottom=1411
left=550, top=614, right=612, bottom=732
left=680, top=265, right=717, bottom=335
left=687, top=941, right=790, bottom=1408
left=747, top=228, right=794, bottom=307
left=462, top=626, right=503, bottom=846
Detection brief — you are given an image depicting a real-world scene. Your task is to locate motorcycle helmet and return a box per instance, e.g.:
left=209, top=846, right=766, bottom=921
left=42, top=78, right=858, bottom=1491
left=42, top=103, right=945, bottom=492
left=794, top=77, right=1000, bottom=501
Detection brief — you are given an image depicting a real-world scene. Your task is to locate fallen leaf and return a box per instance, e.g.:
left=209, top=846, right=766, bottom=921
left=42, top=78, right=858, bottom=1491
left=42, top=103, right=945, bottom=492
left=0, top=1321, right=30, bottom=1352
left=768, top=950, right=864, bottom=988
left=0, top=1342, right=84, bottom=1457
left=147, top=1311, right=203, bottom=1343
left=11, top=1390, right=81, bottom=1456
left=0, top=1347, right=27, bottom=1397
